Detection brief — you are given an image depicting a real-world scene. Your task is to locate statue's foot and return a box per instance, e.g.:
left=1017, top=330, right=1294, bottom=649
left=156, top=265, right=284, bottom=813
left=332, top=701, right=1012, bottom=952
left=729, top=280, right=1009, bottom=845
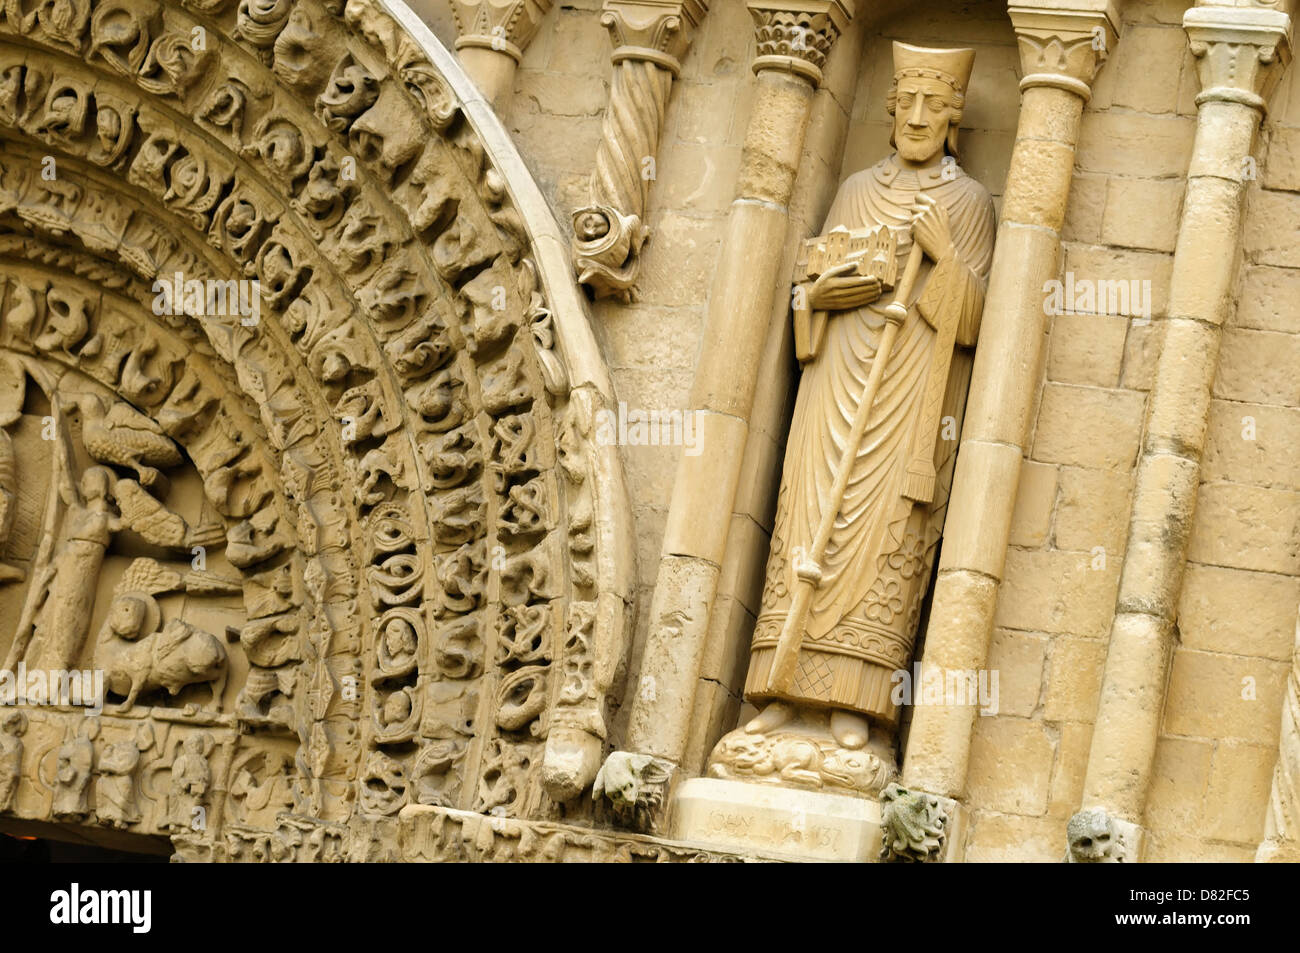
left=744, top=700, right=794, bottom=735
left=830, top=709, right=869, bottom=749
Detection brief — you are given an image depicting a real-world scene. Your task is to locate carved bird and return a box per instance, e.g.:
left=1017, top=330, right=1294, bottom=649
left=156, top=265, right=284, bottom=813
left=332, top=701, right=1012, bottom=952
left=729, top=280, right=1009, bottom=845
left=74, top=394, right=183, bottom=488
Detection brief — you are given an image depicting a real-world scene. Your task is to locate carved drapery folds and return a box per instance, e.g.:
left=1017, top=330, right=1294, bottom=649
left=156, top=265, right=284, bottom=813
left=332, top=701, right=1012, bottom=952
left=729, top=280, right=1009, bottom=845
left=450, top=0, right=554, bottom=105
left=571, top=0, right=705, bottom=301
left=0, top=0, right=634, bottom=860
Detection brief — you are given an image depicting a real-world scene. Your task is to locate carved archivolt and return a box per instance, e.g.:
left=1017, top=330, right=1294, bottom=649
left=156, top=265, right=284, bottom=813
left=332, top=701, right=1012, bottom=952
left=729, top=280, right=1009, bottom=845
left=0, top=0, right=634, bottom=859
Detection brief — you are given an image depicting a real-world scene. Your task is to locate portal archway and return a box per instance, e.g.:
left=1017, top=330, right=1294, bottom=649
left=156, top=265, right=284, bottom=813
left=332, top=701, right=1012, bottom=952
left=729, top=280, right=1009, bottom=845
left=0, top=0, right=633, bottom=861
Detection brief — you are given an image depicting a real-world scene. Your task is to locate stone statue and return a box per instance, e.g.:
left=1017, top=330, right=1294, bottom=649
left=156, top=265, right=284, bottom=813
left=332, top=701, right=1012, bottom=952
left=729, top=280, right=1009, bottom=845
left=0, top=711, right=26, bottom=811
left=168, top=732, right=214, bottom=832
left=708, top=43, right=996, bottom=794
left=96, top=723, right=153, bottom=829
left=53, top=717, right=98, bottom=821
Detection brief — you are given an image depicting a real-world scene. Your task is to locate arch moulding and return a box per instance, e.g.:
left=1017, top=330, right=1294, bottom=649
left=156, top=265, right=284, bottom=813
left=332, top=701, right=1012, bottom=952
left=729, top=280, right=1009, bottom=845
left=0, top=0, right=642, bottom=861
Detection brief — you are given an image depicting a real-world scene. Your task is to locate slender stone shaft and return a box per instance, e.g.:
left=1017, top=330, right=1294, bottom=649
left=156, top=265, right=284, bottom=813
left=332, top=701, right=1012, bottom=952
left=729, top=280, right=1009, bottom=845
left=901, top=2, right=1118, bottom=798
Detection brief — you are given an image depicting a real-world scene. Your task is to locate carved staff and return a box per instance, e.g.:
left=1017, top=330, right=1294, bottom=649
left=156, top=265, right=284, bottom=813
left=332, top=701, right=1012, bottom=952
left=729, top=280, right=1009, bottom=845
left=1, top=396, right=69, bottom=672
left=765, top=236, right=926, bottom=695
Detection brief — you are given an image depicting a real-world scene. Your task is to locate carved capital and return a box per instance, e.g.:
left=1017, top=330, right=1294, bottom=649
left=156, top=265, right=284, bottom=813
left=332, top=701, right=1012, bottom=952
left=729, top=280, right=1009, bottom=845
left=451, top=0, right=555, bottom=63
left=746, top=0, right=853, bottom=87
left=601, top=0, right=708, bottom=76
left=1184, top=6, right=1292, bottom=113
left=1009, top=3, right=1121, bottom=101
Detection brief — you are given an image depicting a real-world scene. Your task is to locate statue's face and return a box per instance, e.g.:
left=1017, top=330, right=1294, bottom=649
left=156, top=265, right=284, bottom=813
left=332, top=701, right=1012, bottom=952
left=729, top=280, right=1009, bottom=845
left=111, top=597, right=146, bottom=635
left=893, top=76, right=958, bottom=164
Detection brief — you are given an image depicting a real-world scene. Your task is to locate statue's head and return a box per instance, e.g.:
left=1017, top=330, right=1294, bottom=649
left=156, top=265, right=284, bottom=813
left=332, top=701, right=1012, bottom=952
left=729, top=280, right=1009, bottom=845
left=110, top=595, right=148, bottom=636
left=80, top=465, right=115, bottom=503
left=886, top=42, right=975, bottom=164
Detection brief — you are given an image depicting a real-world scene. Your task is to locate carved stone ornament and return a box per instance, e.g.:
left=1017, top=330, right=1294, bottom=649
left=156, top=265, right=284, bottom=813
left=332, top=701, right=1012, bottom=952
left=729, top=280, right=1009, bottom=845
left=592, top=749, right=674, bottom=833
left=571, top=0, right=706, bottom=301
left=1066, top=807, right=1137, bottom=864
left=879, top=781, right=950, bottom=862
left=0, top=0, right=636, bottom=860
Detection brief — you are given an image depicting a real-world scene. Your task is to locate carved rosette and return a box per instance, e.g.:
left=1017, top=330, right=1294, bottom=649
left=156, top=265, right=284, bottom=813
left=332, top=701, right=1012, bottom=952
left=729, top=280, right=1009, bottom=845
left=0, top=0, right=634, bottom=858
left=571, top=0, right=706, bottom=302
left=746, top=0, right=851, bottom=87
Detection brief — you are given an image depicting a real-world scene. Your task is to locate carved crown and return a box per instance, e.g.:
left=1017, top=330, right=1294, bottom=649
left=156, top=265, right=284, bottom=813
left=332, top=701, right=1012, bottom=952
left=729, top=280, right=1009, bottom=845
left=892, top=41, right=975, bottom=95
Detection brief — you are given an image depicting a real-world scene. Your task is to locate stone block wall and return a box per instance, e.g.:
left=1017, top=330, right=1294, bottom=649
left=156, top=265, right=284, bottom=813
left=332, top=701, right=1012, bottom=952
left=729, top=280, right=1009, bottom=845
left=415, top=0, right=1300, bottom=861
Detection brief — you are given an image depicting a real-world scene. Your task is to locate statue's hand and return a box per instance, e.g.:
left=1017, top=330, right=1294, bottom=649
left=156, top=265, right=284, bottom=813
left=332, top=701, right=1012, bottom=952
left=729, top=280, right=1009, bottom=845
left=808, top=261, right=882, bottom=312
left=911, top=194, right=956, bottom=262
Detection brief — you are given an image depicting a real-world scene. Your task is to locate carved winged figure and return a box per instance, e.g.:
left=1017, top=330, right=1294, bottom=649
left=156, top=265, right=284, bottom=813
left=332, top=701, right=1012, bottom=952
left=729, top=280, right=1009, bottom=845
left=73, top=392, right=183, bottom=489
left=5, top=393, right=224, bottom=672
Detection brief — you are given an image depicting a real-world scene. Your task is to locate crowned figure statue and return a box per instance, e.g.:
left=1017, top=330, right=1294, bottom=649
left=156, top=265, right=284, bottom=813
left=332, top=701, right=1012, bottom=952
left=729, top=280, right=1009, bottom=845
left=707, top=42, right=997, bottom=795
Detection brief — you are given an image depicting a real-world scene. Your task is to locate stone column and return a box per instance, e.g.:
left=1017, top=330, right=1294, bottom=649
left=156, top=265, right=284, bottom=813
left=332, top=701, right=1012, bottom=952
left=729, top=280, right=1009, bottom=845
left=595, top=0, right=852, bottom=830
left=1073, top=2, right=1291, bottom=860
left=450, top=0, right=554, bottom=106
left=572, top=1, right=708, bottom=301
left=899, top=2, right=1118, bottom=803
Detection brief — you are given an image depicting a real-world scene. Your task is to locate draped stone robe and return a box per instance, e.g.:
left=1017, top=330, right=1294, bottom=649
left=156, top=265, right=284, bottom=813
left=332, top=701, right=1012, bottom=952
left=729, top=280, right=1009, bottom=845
left=745, top=154, right=996, bottom=725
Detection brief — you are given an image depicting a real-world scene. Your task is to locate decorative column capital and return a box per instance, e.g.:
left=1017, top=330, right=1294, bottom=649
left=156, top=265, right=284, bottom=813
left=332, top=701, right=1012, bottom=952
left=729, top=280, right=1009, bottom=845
left=1184, top=5, right=1292, bottom=113
left=600, top=0, right=708, bottom=77
left=451, top=0, right=555, bottom=63
left=746, top=0, right=854, bottom=87
left=1008, top=2, right=1121, bottom=101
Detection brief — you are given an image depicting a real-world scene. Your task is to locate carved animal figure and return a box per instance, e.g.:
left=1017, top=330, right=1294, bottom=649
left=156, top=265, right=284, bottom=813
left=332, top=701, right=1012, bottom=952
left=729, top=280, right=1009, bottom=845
left=96, top=595, right=227, bottom=712
left=75, top=393, right=183, bottom=488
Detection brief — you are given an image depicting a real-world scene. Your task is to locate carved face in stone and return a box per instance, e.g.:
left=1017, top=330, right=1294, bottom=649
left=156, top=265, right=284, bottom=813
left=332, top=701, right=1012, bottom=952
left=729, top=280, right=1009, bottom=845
left=892, top=76, right=958, bottom=165
left=575, top=210, right=610, bottom=242
left=383, top=618, right=417, bottom=660
left=1067, top=808, right=1116, bottom=862
left=80, top=466, right=113, bottom=503
left=110, top=596, right=148, bottom=637
left=382, top=689, right=412, bottom=725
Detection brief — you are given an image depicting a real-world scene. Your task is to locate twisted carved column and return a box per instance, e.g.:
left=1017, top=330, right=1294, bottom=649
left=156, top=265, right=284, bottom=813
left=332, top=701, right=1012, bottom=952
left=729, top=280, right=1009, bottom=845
left=572, top=1, right=706, bottom=301
left=898, top=2, right=1118, bottom=818
left=450, top=0, right=554, bottom=106
left=1075, top=2, right=1291, bottom=861
left=593, top=0, right=852, bottom=831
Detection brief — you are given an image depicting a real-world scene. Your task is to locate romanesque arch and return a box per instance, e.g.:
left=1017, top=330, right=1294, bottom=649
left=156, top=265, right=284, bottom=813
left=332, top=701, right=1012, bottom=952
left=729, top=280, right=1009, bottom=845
left=0, top=0, right=635, bottom=861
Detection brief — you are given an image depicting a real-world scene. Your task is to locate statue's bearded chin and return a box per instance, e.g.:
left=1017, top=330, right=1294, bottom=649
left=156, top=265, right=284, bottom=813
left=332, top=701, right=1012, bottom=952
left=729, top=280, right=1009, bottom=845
left=896, top=128, right=946, bottom=164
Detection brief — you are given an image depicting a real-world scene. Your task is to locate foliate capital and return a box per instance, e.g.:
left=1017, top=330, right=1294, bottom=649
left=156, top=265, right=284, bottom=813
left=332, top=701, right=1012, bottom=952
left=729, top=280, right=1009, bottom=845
left=1009, top=3, right=1121, bottom=101
left=746, top=0, right=854, bottom=87
left=600, top=0, right=708, bottom=76
left=451, top=0, right=555, bottom=63
left=1184, top=5, right=1292, bottom=113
